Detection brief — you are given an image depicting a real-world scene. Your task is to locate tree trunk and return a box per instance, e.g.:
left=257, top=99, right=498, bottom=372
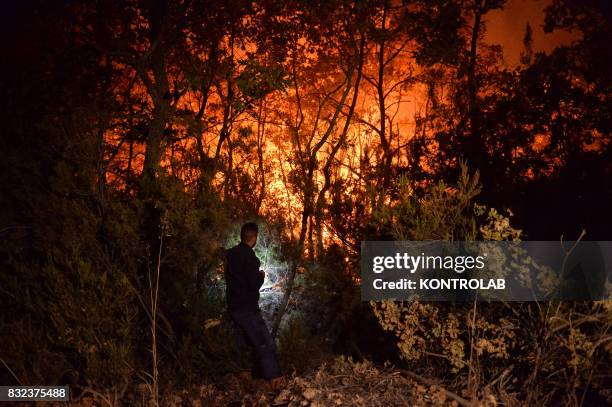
left=314, top=33, right=365, bottom=256
left=255, top=98, right=267, bottom=215
left=376, top=5, right=393, bottom=207
left=466, top=1, right=484, bottom=169
left=139, top=0, right=171, bottom=199
left=272, top=29, right=360, bottom=336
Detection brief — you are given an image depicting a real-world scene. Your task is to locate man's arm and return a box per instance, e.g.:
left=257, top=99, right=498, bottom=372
left=245, top=253, right=264, bottom=291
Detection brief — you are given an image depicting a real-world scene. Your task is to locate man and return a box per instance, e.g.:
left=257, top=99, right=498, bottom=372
left=225, top=222, right=282, bottom=388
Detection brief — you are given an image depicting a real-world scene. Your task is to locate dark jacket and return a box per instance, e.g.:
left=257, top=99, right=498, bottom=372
left=225, top=242, right=264, bottom=312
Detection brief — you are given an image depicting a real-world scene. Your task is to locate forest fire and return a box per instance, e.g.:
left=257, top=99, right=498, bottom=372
left=1, top=0, right=610, bottom=405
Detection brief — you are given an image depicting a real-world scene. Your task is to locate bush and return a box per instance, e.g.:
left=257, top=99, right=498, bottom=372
left=278, top=312, right=312, bottom=373
left=0, top=196, right=139, bottom=399
left=370, top=163, right=612, bottom=404
left=0, top=147, right=240, bottom=401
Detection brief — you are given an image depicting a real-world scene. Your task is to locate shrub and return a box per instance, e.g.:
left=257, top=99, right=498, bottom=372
left=278, top=312, right=312, bottom=373
left=370, top=163, right=612, bottom=404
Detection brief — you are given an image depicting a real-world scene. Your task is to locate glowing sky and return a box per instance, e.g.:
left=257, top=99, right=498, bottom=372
left=486, top=0, right=580, bottom=66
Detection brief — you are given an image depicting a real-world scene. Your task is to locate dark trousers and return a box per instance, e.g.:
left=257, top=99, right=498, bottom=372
left=230, top=310, right=282, bottom=380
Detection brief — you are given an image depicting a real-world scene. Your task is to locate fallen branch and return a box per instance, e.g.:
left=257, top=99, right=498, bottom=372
left=0, top=358, right=23, bottom=386
left=397, top=368, right=472, bottom=407
left=485, top=364, right=514, bottom=389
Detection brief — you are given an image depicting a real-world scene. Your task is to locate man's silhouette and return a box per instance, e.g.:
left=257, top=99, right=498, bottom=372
left=225, top=222, right=282, bottom=386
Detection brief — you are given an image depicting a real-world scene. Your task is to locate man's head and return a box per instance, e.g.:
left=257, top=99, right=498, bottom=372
left=240, top=222, right=259, bottom=247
